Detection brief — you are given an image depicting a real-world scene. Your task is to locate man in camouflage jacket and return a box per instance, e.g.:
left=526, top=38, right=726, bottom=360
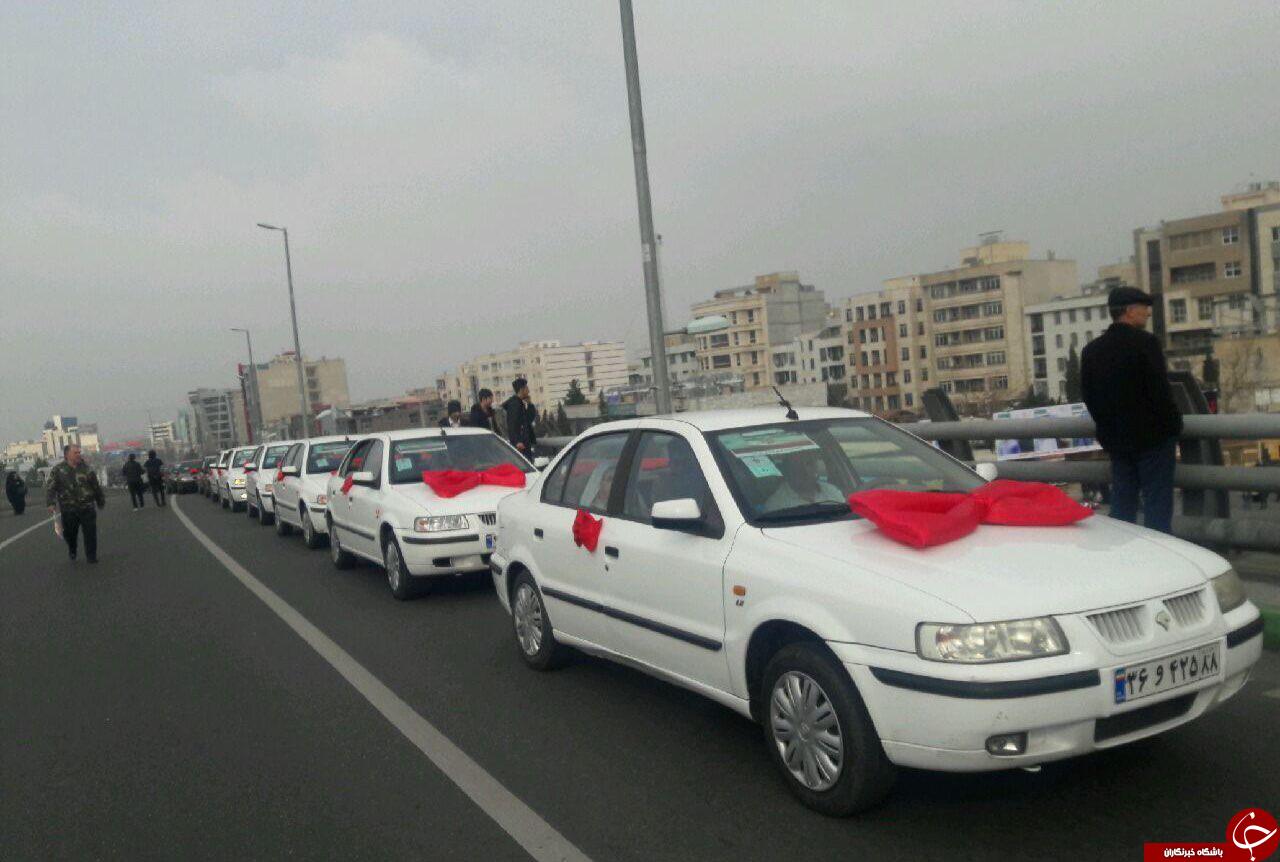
left=46, top=444, right=106, bottom=563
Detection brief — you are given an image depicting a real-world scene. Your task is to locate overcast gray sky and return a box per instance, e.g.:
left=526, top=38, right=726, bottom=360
left=3, top=1, right=1278, bottom=444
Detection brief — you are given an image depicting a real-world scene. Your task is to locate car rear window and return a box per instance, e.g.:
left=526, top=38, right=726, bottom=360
left=232, top=449, right=256, bottom=468
left=307, top=441, right=353, bottom=474
left=261, top=445, right=291, bottom=470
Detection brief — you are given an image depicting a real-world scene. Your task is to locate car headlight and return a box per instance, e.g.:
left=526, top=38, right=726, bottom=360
left=1210, top=568, right=1247, bottom=614
left=232, top=478, right=246, bottom=487
left=917, top=617, right=1068, bottom=663
left=414, top=515, right=471, bottom=533
left=315, top=494, right=328, bottom=506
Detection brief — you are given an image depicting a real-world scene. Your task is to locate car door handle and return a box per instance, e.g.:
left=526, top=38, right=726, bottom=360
left=533, top=528, right=544, bottom=538
left=604, top=546, right=619, bottom=558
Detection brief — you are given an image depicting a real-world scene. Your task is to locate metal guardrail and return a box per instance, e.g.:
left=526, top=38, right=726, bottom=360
left=900, top=413, right=1280, bottom=442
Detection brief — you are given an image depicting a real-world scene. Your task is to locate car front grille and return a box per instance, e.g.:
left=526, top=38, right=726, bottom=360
left=1094, top=693, right=1195, bottom=743
left=1163, top=590, right=1206, bottom=628
left=475, top=513, right=497, bottom=526
left=1087, top=605, right=1146, bottom=645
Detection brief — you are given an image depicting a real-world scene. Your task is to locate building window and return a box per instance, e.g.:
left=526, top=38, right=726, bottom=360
left=1034, top=358, right=1047, bottom=378
left=982, top=301, right=1003, bottom=316
left=710, top=333, right=729, bottom=348
left=915, top=298, right=924, bottom=313
left=1057, top=357, right=1067, bottom=372
left=753, top=372, right=761, bottom=386
left=921, top=369, right=928, bottom=382
left=917, top=322, right=924, bottom=335
left=880, top=302, right=892, bottom=317
left=856, top=307, right=865, bottom=322
left=919, top=346, right=927, bottom=359
left=861, top=374, right=870, bottom=389
left=1053, top=311, right=1061, bottom=325
left=873, top=373, right=883, bottom=388
left=1225, top=261, right=1242, bottom=278
left=1170, top=298, right=1187, bottom=323
left=858, top=329, right=867, bottom=344
left=868, top=305, right=877, bottom=320
left=1171, top=263, right=1216, bottom=284
left=870, top=329, right=880, bottom=343
left=712, top=355, right=730, bottom=369
left=992, top=376, right=1008, bottom=390
left=886, top=371, right=897, bottom=386
left=860, top=351, right=868, bottom=365
left=899, top=323, right=908, bottom=337
left=750, top=330, right=758, bottom=344
left=747, top=309, right=755, bottom=322
left=903, top=370, right=912, bottom=384
left=1222, top=226, right=1239, bottom=244
left=984, top=326, right=1004, bottom=340
left=1082, top=307, right=1091, bottom=321
left=1055, top=333, right=1063, bottom=348
left=901, top=347, right=910, bottom=361
left=733, top=331, right=740, bottom=345
left=845, top=308, right=852, bottom=322
left=1070, top=333, right=1078, bottom=347
left=1272, top=226, right=1280, bottom=242
left=905, top=393, right=914, bottom=407
left=1198, top=297, right=1214, bottom=320
left=1032, top=335, right=1044, bottom=355
left=897, top=300, right=906, bottom=315
left=871, top=350, right=881, bottom=365
left=986, top=351, right=1006, bottom=365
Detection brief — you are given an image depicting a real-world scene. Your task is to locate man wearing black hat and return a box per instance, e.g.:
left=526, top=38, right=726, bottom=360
left=1080, top=287, right=1183, bottom=533
left=438, top=400, right=465, bottom=429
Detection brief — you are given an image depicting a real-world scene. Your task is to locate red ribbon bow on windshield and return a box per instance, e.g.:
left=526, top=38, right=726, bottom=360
left=421, top=463, right=526, bottom=498
left=847, top=479, right=1092, bottom=549
left=572, top=508, right=604, bottom=552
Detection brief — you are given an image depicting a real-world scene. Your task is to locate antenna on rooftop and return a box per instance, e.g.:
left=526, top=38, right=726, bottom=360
left=771, top=386, right=799, bottom=421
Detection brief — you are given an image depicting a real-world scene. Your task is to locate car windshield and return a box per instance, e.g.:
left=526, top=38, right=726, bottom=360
left=261, top=445, right=291, bottom=470
left=306, top=441, right=353, bottom=474
left=707, top=418, right=982, bottom=525
left=389, top=435, right=532, bottom=485
left=232, top=449, right=256, bottom=468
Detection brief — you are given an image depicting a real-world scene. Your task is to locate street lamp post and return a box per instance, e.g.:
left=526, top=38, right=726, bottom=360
left=619, top=0, right=672, bottom=415
left=230, top=327, right=260, bottom=442
left=256, top=223, right=310, bottom=438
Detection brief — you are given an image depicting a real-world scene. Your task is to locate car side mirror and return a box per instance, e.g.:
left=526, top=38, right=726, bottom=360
left=974, top=462, right=998, bottom=482
left=351, top=470, right=375, bottom=485
left=281, top=465, right=300, bottom=477
left=533, top=456, right=550, bottom=470
left=651, top=498, right=703, bottom=531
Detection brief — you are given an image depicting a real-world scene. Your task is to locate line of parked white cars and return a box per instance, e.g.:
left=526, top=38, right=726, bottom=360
left=198, top=407, right=1264, bottom=815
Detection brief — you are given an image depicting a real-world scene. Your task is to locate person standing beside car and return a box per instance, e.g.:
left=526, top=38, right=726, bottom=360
left=47, top=444, right=106, bottom=563
left=144, top=449, right=166, bottom=507
left=1081, top=287, right=1183, bottom=533
left=122, top=453, right=146, bottom=510
left=439, top=400, right=465, bottom=429
left=502, top=377, right=538, bottom=461
left=468, top=388, right=498, bottom=432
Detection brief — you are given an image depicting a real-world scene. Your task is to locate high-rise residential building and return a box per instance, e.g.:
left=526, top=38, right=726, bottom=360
left=187, top=388, right=244, bottom=453
left=689, top=272, right=830, bottom=390
left=1134, top=182, right=1280, bottom=377
left=842, top=276, right=930, bottom=416
left=174, top=410, right=196, bottom=448
left=1023, top=283, right=1111, bottom=401
left=253, top=353, right=350, bottom=427
left=770, top=324, right=846, bottom=387
left=440, top=340, right=629, bottom=410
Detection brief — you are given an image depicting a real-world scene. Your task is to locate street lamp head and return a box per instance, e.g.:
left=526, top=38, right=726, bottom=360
left=230, top=327, right=247, bottom=333
left=256, top=222, right=281, bottom=231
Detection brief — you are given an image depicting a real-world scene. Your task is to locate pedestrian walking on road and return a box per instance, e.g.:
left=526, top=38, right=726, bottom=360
left=502, top=377, right=538, bottom=461
left=1081, top=286, right=1183, bottom=533
left=46, top=444, right=106, bottom=563
left=439, top=400, right=465, bottom=429
left=122, top=453, right=146, bottom=510
left=144, top=449, right=166, bottom=507
left=5, top=470, right=28, bottom=515
left=468, top=388, right=498, bottom=432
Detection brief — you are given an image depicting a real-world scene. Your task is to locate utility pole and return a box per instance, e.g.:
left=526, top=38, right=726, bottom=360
left=257, top=223, right=311, bottom=438
left=231, top=328, right=260, bottom=442
left=619, top=0, right=672, bottom=414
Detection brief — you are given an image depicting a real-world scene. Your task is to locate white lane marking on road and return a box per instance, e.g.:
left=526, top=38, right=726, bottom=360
left=0, top=516, right=55, bottom=554
left=171, top=498, right=590, bottom=862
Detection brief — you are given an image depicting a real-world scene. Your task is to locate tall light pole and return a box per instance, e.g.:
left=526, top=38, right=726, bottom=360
left=230, top=327, right=260, bottom=442
left=619, top=0, right=672, bottom=414
left=256, top=223, right=310, bottom=438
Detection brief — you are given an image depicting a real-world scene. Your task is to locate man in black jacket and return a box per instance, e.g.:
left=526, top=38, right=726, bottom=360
left=468, top=388, right=498, bottom=432
left=122, top=453, right=147, bottom=510
left=1081, top=287, right=1183, bottom=533
left=502, top=378, right=538, bottom=461
left=439, top=400, right=464, bottom=429
left=144, top=449, right=166, bottom=507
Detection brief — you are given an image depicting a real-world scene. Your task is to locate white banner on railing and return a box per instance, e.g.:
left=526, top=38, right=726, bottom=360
left=993, top=402, right=1102, bottom=460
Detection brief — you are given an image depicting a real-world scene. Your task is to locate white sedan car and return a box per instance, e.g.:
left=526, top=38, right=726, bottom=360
left=490, top=407, right=1263, bottom=815
left=325, top=427, right=539, bottom=599
left=218, top=445, right=259, bottom=512
left=246, top=440, right=295, bottom=526
left=272, top=436, right=355, bottom=549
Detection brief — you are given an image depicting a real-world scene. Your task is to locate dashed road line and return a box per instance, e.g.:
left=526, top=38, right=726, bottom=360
left=171, top=497, right=590, bottom=862
left=0, top=516, right=55, bottom=554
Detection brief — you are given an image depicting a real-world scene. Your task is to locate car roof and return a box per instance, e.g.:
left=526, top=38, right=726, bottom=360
left=588, top=406, right=873, bottom=434
left=376, top=427, right=496, bottom=442
left=302, top=434, right=356, bottom=446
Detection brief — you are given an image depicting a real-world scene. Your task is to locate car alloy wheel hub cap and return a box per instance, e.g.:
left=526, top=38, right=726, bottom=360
left=387, top=547, right=400, bottom=589
left=770, top=670, right=844, bottom=792
left=513, top=585, right=544, bottom=656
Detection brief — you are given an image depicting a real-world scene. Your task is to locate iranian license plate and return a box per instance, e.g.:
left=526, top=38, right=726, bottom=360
left=1113, top=642, right=1222, bottom=704
left=485, top=533, right=496, bottom=550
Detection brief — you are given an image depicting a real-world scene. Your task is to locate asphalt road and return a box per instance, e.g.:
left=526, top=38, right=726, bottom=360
left=2, top=491, right=1278, bottom=861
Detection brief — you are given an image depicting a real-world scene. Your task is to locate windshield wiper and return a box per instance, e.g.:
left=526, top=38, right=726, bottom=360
left=755, top=501, right=853, bottom=524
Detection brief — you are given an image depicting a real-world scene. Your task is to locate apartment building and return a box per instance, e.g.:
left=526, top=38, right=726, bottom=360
left=771, top=324, right=846, bottom=387
left=187, top=388, right=246, bottom=453
left=1134, top=182, right=1280, bottom=375
left=688, top=272, right=828, bottom=390
left=254, top=352, right=350, bottom=426
left=635, top=331, right=701, bottom=387
left=39, top=415, right=101, bottom=459
left=842, top=276, right=929, bottom=415
left=441, top=340, right=628, bottom=409
left=147, top=421, right=177, bottom=449
left=1024, top=284, right=1111, bottom=400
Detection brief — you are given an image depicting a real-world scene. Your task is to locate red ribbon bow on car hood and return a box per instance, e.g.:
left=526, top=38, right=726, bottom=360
left=572, top=508, right=604, bottom=552
left=421, top=463, right=526, bottom=498
left=846, top=479, right=1092, bottom=549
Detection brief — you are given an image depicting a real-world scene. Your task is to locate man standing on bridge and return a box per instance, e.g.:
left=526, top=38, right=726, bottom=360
left=46, top=444, right=106, bottom=563
left=144, top=449, right=166, bottom=507
left=1081, top=287, right=1183, bottom=534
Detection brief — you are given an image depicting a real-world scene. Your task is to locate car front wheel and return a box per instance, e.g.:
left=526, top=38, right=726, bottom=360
left=301, top=508, right=324, bottom=549
left=258, top=496, right=275, bottom=526
left=761, top=643, right=894, bottom=817
left=383, top=537, right=419, bottom=601
left=329, top=521, right=355, bottom=569
left=275, top=508, right=293, bottom=537
left=510, top=571, right=570, bottom=671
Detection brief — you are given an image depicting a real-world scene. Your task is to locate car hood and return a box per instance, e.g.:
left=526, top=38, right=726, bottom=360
left=390, top=483, right=523, bottom=515
left=761, top=514, right=1218, bottom=621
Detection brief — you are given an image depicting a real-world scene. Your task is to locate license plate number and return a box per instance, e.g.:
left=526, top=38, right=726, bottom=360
left=485, top=533, right=496, bottom=550
left=1113, top=642, right=1222, bottom=704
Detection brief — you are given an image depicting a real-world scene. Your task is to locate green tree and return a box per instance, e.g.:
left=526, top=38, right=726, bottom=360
left=1016, top=386, right=1055, bottom=410
left=1064, top=346, right=1082, bottom=403
left=555, top=403, right=570, bottom=435
left=563, top=379, right=588, bottom=406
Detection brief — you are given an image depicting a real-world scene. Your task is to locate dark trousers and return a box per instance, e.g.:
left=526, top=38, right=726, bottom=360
left=149, top=478, right=166, bottom=506
left=128, top=482, right=146, bottom=508
left=1109, top=438, right=1177, bottom=533
left=7, top=495, right=23, bottom=515
left=61, top=507, right=98, bottom=559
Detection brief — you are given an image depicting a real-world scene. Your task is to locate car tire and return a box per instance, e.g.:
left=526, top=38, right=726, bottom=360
left=247, top=497, right=257, bottom=519
left=259, top=499, right=275, bottom=527
left=275, top=509, right=293, bottom=537
left=221, top=492, right=230, bottom=509
left=329, top=520, right=355, bottom=570
left=760, top=643, right=895, bottom=817
left=300, top=507, right=325, bottom=550
left=382, top=536, right=420, bottom=601
left=510, top=571, right=570, bottom=671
